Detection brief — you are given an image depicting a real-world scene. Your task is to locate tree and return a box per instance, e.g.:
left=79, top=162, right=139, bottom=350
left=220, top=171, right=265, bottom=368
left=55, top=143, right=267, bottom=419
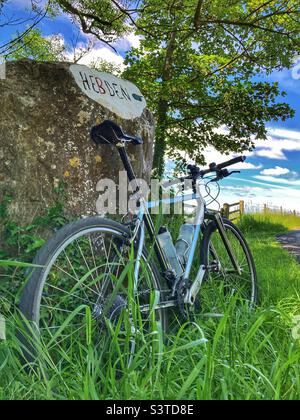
left=0, top=1, right=130, bottom=69
left=0, top=0, right=132, bottom=56
left=123, top=0, right=300, bottom=175
left=0, top=1, right=52, bottom=57
left=53, top=0, right=132, bottom=50
left=7, top=29, right=65, bottom=61
left=2, top=1, right=300, bottom=176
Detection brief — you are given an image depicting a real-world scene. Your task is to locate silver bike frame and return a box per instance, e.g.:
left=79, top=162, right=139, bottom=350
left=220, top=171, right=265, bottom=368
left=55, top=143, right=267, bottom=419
left=132, top=179, right=241, bottom=311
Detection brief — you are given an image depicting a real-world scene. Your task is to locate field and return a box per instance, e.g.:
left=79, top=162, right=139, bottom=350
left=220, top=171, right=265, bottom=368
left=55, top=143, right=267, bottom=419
left=0, top=213, right=299, bottom=400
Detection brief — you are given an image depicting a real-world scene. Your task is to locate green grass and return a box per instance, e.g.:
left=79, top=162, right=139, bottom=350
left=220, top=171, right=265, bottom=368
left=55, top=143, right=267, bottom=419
left=0, top=213, right=299, bottom=400
left=239, top=213, right=300, bottom=305
left=239, top=212, right=300, bottom=234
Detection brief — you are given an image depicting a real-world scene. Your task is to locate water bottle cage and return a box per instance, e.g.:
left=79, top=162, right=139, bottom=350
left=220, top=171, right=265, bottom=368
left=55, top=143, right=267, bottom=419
left=176, top=238, right=191, bottom=264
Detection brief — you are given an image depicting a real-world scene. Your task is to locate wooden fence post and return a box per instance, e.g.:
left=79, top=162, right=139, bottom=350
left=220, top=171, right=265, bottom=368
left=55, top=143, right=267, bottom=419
left=239, top=200, right=245, bottom=217
left=223, top=203, right=230, bottom=219
left=222, top=202, right=298, bottom=219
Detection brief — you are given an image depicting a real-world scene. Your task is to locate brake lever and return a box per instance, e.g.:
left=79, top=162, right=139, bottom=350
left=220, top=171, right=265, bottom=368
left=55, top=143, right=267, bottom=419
left=228, top=170, right=240, bottom=176
left=210, top=175, right=220, bottom=183
left=209, top=169, right=240, bottom=183
left=187, top=164, right=201, bottom=177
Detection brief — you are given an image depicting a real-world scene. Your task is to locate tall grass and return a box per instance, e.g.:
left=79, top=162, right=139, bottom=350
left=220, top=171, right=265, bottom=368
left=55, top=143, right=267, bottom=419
left=0, top=214, right=300, bottom=400
left=237, top=214, right=300, bottom=306
left=239, top=212, right=300, bottom=234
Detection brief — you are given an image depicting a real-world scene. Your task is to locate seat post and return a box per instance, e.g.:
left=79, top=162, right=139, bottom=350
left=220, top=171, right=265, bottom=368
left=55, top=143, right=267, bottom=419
left=117, top=144, right=138, bottom=186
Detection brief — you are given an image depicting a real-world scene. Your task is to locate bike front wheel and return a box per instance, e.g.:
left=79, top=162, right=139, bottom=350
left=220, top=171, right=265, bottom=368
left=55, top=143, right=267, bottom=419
left=200, top=218, right=258, bottom=314
left=19, top=217, right=167, bottom=372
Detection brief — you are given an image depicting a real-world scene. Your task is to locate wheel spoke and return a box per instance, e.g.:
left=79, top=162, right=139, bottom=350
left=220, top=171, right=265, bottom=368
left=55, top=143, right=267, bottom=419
left=20, top=222, right=165, bottom=369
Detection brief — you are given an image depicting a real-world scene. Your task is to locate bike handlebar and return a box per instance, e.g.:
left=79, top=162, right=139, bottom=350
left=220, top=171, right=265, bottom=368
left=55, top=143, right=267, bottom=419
left=215, top=155, right=246, bottom=171
left=200, top=155, right=246, bottom=176
left=161, top=155, right=246, bottom=189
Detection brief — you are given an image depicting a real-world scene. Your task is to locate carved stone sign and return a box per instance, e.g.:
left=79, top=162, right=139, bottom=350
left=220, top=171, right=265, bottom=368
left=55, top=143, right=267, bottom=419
left=0, top=61, right=154, bottom=227
left=69, top=64, right=147, bottom=120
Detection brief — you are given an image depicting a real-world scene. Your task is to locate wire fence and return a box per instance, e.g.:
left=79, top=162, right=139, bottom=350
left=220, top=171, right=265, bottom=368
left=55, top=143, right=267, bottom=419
left=221, top=200, right=300, bottom=220
left=244, top=202, right=300, bottom=216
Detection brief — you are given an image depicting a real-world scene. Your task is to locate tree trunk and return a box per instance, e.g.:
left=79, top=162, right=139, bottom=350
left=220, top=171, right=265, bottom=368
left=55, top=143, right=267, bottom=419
left=152, top=24, right=178, bottom=178
left=153, top=99, right=168, bottom=177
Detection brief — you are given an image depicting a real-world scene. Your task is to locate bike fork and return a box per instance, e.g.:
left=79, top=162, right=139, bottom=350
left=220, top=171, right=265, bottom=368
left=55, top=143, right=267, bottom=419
left=133, top=221, right=145, bottom=292
left=214, top=214, right=241, bottom=275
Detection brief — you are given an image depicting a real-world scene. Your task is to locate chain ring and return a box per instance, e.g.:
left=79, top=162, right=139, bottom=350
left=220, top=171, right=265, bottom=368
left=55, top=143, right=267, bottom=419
left=176, top=279, right=189, bottom=319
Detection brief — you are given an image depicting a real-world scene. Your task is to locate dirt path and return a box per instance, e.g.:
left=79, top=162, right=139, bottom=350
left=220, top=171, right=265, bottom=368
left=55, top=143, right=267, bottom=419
left=277, top=230, right=300, bottom=263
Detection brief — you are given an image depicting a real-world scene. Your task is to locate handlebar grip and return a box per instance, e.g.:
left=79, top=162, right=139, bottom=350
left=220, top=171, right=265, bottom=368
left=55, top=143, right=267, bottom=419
left=216, top=156, right=246, bottom=170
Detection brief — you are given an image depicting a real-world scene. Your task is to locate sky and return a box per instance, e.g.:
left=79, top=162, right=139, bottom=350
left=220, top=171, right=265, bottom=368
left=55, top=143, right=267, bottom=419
left=1, top=0, right=300, bottom=213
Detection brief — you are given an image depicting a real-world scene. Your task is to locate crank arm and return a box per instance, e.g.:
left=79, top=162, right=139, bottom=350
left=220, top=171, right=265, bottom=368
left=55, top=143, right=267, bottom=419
left=139, top=300, right=177, bottom=313
left=185, top=264, right=206, bottom=305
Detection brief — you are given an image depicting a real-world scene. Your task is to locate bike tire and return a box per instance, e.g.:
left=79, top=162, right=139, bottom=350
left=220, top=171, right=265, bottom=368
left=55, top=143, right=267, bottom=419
left=200, top=218, right=258, bottom=310
left=19, top=216, right=168, bottom=364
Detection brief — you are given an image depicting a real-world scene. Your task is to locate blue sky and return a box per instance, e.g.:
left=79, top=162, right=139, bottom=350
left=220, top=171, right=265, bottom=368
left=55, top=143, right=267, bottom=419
left=1, top=0, right=300, bottom=212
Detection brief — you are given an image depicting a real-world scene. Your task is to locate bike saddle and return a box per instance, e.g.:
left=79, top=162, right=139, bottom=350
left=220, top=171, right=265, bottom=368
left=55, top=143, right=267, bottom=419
left=91, top=120, right=143, bottom=146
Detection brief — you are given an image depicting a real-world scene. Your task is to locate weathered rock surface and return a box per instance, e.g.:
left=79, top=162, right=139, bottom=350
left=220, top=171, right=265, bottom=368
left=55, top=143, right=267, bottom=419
left=0, top=61, right=154, bottom=226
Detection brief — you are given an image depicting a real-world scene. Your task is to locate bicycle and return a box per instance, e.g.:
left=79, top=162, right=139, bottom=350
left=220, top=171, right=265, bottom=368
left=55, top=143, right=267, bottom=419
left=19, top=120, right=258, bottom=366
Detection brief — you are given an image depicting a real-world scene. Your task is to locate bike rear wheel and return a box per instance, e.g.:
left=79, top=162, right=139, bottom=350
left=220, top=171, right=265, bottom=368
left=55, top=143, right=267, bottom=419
left=200, top=218, right=258, bottom=314
left=19, top=217, right=167, bottom=371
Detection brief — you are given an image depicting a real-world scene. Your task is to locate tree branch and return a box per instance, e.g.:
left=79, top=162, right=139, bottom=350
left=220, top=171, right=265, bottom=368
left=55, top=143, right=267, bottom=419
left=0, top=3, right=50, bottom=56
left=201, top=17, right=298, bottom=36
left=110, top=0, right=155, bottom=37
left=58, top=0, right=115, bottom=28
left=244, top=0, right=275, bottom=20
left=194, top=0, right=205, bottom=30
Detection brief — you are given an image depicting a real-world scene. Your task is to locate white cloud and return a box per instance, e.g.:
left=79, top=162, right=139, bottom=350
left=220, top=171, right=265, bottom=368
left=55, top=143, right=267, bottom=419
left=75, top=33, right=140, bottom=68
left=79, top=47, right=124, bottom=68
left=64, top=30, right=140, bottom=66
left=260, top=166, right=290, bottom=176
left=66, top=45, right=125, bottom=70
left=254, top=175, right=300, bottom=186
left=292, top=56, right=300, bottom=80
left=255, top=139, right=300, bottom=160
left=253, top=147, right=286, bottom=160
left=201, top=147, right=262, bottom=170
left=174, top=125, right=300, bottom=212
left=266, top=68, right=300, bottom=91
left=234, top=162, right=262, bottom=170
left=222, top=185, right=266, bottom=193
left=114, top=33, right=141, bottom=51
left=63, top=33, right=141, bottom=71
left=213, top=126, right=300, bottom=161
left=268, top=127, right=300, bottom=140
left=215, top=178, right=300, bottom=213
left=251, top=129, right=300, bottom=160
left=194, top=126, right=300, bottom=212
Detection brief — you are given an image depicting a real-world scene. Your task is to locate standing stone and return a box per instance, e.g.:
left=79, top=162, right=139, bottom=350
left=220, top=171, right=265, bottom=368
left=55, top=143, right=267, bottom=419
left=0, top=60, right=155, bottom=226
